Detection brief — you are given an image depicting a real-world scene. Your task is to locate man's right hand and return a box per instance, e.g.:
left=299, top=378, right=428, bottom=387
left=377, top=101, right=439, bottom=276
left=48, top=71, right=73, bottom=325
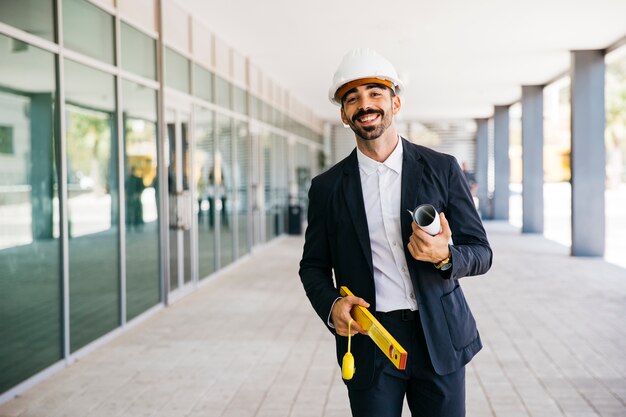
left=331, top=296, right=370, bottom=336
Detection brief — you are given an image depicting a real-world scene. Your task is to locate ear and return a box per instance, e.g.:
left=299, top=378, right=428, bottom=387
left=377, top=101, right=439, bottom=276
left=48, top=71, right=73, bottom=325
left=392, top=95, right=401, bottom=116
left=340, top=107, right=349, bottom=125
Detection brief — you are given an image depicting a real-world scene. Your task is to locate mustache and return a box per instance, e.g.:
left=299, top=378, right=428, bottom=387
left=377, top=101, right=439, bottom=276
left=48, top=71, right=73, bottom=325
left=352, top=108, right=383, bottom=123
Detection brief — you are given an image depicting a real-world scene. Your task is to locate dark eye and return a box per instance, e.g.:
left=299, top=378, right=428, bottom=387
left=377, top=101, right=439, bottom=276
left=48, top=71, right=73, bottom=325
left=346, top=96, right=357, bottom=104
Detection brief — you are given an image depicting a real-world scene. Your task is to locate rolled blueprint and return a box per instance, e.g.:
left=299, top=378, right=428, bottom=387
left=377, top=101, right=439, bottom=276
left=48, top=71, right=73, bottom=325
left=408, top=204, right=441, bottom=236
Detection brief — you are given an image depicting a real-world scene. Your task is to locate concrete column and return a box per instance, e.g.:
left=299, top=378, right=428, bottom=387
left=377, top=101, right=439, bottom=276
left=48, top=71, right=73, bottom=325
left=570, top=50, right=605, bottom=256
left=493, top=105, right=510, bottom=220
left=521, top=85, right=544, bottom=233
left=475, top=118, right=490, bottom=219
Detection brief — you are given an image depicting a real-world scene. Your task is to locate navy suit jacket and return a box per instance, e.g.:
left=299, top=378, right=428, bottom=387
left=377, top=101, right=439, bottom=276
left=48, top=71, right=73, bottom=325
left=299, top=138, right=492, bottom=389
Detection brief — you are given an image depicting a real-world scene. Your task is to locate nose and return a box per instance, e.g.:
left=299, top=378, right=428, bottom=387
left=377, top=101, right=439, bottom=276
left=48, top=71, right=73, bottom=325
left=357, top=97, right=374, bottom=112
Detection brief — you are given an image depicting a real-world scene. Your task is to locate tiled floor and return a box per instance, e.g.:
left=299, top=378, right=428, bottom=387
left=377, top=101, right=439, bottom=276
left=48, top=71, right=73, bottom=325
left=1, top=222, right=625, bottom=417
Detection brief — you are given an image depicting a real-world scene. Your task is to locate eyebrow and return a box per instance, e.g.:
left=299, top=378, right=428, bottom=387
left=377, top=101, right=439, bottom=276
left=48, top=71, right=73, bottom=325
left=344, top=83, right=387, bottom=98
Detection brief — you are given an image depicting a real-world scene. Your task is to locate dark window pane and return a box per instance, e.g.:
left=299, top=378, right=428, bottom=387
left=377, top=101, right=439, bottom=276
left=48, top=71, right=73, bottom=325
left=0, top=34, right=60, bottom=393
left=217, top=114, right=233, bottom=266
left=235, top=121, right=249, bottom=257
left=194, top=107, right=216, bottom=277
left=122, top=80, right=159, bottom=320
left=64, top=59, right=119, bottom=352
left=0, top=1, right=54, bottom=42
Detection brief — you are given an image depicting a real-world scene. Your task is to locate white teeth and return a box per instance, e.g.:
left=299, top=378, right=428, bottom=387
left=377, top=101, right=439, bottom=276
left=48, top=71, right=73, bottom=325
left=359, top=114, right=378, bottom=123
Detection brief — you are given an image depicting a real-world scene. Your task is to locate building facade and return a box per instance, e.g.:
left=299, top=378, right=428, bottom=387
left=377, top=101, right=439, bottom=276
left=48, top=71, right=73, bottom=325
left=0, top=0, right=324, bottom=397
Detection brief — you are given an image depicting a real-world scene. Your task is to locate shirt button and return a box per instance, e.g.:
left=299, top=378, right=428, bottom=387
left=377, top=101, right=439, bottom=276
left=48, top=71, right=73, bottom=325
left=401, top=267, right=406, bottom=272
left=410, top=293, right=416, bottom=300
left=393, top=242, right=397, bottom=246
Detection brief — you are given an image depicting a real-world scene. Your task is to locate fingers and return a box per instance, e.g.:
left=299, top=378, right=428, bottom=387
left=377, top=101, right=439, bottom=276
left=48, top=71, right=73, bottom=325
left=440, top=212, right=452, bottom=240
left=407, top=211, right=452, bottom=262
left=332, top=296, right=369, bottom=336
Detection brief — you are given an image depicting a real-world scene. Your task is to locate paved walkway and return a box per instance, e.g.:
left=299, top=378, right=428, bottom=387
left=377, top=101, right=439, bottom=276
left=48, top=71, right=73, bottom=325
left=1, top=222, right=625, bottom=417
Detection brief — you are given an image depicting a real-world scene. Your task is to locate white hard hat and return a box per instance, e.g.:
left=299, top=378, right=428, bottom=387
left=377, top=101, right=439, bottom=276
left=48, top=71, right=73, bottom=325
left=328, top=48, right=403, bottom=105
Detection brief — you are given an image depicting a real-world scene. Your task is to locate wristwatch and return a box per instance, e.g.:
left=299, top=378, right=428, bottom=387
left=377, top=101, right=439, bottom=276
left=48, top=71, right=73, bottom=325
left=434, top=247, right=452, bottom=271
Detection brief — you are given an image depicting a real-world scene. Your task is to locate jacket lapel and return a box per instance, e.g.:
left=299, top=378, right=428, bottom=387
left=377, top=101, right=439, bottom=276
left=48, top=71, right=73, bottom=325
left=400, top=138, right=425, bottom=246
left=342, top=150, right=374, bottom=275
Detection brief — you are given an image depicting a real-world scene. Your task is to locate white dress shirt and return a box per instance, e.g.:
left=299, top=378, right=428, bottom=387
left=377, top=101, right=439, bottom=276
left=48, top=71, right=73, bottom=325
left=357, top=138, right=418, bottom=312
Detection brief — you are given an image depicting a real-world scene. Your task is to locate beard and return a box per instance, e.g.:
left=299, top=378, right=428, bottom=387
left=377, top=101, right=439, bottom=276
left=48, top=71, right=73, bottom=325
left=346, top=105, right=393, bottom=141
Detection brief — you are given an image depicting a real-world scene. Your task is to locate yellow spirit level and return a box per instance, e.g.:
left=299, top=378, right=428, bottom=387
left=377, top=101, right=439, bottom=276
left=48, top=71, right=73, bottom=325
left=339, top=286, right=408, bottom=370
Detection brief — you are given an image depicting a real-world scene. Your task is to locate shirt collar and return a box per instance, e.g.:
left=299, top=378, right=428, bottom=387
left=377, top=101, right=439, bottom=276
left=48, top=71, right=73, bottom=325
left=356, top=136, right=403, bottom=176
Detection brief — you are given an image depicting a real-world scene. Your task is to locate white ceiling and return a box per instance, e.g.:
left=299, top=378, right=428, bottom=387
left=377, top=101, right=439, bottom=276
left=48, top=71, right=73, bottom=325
left=178, top=0, right=626, bottom=122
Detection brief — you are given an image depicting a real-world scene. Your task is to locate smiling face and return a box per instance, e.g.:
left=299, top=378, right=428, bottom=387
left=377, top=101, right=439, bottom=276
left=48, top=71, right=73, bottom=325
left=340, top=83, right=401, bottom=141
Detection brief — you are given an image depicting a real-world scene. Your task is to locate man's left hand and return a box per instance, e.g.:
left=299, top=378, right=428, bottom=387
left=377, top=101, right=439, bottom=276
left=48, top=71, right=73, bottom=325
left=407, top=212, right=451, bottom=263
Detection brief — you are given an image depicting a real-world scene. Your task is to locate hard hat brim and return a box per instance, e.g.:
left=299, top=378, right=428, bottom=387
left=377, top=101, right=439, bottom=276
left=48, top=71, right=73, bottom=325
left=333, top=78, right=394, bottom=104
left=329, top=77, right=403, bottom=105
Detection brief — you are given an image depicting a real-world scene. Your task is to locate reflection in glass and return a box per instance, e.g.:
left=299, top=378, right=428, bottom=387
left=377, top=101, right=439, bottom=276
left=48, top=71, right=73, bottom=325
left=63, top=0, right=115, bottom=64
left=122, top=80, right=159, bottom=320
left=194, top=107, right=216, bottom=277
left=64, top=59, right=119, bottom=352
left=0, top=34, right=60, bottom=393
left=217, top=114, right=234, bottom=267
left=166, top=110, right=179, bottom=291
left=275, top=135, right=288, bottom=236
left=0, top=1, right=55, bottom=42
left=166, top=110, right=192, bottom=291
left=263, top=134, right=273, bottom=241
left=121, top=22, right=156, bottom=80
left=296, top=142, right=311, bottom=219
left=235, top=121, right=250, bottom=257
left=264, top=133, right=287, bottom=239
left=182, top=118, right=192, bottom=284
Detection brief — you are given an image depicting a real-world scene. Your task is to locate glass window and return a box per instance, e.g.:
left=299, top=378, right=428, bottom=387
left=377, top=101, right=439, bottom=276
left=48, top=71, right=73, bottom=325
left=121, top=22, right=156, bottom=80
left=274, top=134, right=288, bottom=235
left=262, top=101, right=271, bottom=124
left=216, top=114, right=233, bottom=267
left=193, top=64, right=214, bottom=103
left=296, top=142, right=311, bottom=219
left=215, top=75, right=231, bottom=110
left=165, top=47, right=190, bottom=93
left=263, top=134, right=273, bottom=240
left=64, top=59, right=119, bottom=352
left=194, top=107, right=216, bottom=278
left=122, top=80, right=159, bottom=320
left=233, top=85, right=247, bottom=115
left=0, top=1, right=54, bottom=42
left=235, top=121, right=249, bottom=257
left=0, top=34, right=60, bottom=394
left=63, top=0, right=115, bottom=64
left=265, top=133, right=287, bottom=239
left=250, top=96, right=261, bottom=120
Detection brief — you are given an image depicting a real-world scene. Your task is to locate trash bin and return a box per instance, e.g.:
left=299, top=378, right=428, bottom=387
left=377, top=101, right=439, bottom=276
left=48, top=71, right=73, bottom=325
left=288, top=205, right=303, bottom=235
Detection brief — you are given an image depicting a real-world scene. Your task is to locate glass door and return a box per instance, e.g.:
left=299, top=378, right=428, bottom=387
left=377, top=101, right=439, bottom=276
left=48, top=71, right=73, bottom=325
left=166, top=108, right=192, bottom=294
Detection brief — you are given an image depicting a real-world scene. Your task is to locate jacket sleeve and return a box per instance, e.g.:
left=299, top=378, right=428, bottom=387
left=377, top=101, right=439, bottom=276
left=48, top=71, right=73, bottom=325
left=444, top=156, right=493, bottom=279
left=299, top=177, right=341, bottom=331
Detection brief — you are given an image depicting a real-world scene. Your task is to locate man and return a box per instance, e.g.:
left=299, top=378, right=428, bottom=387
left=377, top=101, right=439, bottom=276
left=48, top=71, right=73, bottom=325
left=299, top=48, right=492, bottom=417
